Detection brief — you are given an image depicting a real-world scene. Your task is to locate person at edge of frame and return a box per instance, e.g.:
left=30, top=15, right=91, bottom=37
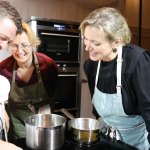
left=0, top=1, right=23, bottom=150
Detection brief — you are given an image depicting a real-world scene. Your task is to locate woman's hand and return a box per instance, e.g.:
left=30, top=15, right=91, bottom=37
left=0, top=140, right=23, bottom=150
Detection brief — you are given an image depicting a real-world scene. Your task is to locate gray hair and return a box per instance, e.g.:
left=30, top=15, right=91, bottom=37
left=79, top=7, right=131, bottom=44
left=0, top=1, right=22, bottom=34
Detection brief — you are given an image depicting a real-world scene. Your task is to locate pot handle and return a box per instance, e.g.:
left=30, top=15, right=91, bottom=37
left=28, top=104, right=36, bottom=114
left=61, top=108, right=75, bottom=119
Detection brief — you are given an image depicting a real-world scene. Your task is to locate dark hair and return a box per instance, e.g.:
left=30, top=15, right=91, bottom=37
left=0, top=1, right=22, bottom=33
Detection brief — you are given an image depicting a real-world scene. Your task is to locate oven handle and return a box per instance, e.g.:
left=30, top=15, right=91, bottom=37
left=58, top=74, right=77, bottom=77
left=40, top=32, right=79, bottom=38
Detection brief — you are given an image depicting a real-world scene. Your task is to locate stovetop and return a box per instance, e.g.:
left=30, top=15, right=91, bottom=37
left=14, top=138, right=138, bottom=150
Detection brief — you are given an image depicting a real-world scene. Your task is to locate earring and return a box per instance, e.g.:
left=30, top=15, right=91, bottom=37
left=112, top=48, right=117, bottom=53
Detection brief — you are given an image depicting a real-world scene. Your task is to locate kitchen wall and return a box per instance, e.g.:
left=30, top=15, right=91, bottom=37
left=125, top=0, right=150, bottom=51
left=7, top=0, right=92, bottom=22
left=7, top=0, right=123, bottom=22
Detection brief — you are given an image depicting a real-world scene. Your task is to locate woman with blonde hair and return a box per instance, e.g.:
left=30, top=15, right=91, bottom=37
left=0, top=22, right=58, bottom=141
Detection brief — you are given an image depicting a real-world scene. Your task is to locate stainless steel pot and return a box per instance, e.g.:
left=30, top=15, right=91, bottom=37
left=24, top=114, right=66, bottom=150
left=61, top=108, right=100, bottom=144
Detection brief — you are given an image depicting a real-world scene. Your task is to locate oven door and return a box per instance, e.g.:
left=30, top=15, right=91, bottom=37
left=53, top=73, right=78, bottom=112
left=37, top=31, right=80, bottom=62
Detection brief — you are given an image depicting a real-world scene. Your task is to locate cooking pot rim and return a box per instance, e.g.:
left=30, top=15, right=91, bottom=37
left=68, top=126, right=100, bottom=131
left=24, top=113, right=66, bottom=128
left=68, top=118, right=101, bottom=130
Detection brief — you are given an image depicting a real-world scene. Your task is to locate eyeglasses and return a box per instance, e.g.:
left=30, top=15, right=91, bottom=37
left=9, top=43, right=31, bottom=52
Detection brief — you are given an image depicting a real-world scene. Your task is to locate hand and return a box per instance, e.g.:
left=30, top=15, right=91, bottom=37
left=4, top=109, right=9, bottom=131
left=0, top=140, right=23, bottom=150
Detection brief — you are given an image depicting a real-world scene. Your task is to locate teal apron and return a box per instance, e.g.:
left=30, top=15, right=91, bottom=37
left=92, top=46, right=149, bottom=150
left=8, top=53, right=51, bottom=140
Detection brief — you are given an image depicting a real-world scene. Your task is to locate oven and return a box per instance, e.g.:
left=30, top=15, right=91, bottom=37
left=53, top=63, right=80, bottom=116
left=27, top=17, right=81, bottom=117
left=38, top=29, right=80, bottom=62
left=27, top=17, right=80, bottom=63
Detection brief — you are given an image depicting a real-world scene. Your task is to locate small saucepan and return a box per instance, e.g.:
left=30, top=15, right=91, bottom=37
left=61, top=108, right=101, bottom=145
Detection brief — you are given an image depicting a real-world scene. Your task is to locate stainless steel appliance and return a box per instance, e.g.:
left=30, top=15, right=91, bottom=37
left=53, top=62, right=80, bottom=116
left=27, top=16, right=81, bottom=116
left=38, top=25, right=80, bottom=62
left=27, top=16, right=80, bottom=63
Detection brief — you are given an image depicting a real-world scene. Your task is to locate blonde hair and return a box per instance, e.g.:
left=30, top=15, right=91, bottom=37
left=80, top=7, right=131, bottom=44
left=22, top=22, right=41, bottom=48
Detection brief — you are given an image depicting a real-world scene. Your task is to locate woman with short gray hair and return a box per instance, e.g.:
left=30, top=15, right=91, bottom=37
left=80, top=7, right=150, bottom=150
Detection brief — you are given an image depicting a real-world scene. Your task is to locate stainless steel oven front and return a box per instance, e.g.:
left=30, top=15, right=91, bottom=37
left=27, top=17, right=81, bottom=117
left=33, top=19, right=80, bottom=62
left=38, top=31, right=80, bottom=62
left=53, top=63, right=80, bottom=116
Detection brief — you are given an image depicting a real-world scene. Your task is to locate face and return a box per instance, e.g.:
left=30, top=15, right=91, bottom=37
left=0, top=18, right=17, bottom=50
left=83, top=25, right=115, bottom=61
left=9, top=31, right=32, bottom=63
